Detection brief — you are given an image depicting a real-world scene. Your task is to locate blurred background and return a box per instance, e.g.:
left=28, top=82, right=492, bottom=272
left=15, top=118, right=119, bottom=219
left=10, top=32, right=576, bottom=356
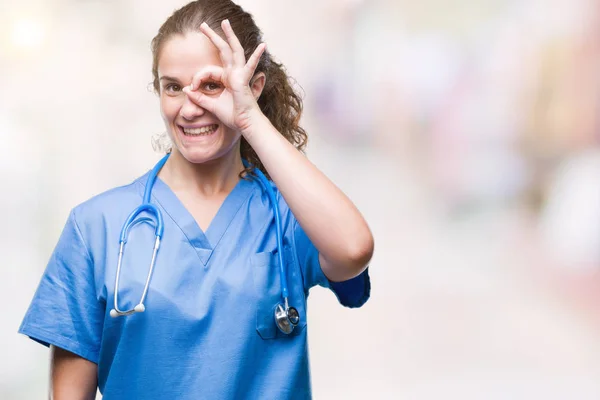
left=3, top=0, right=600, bottom=398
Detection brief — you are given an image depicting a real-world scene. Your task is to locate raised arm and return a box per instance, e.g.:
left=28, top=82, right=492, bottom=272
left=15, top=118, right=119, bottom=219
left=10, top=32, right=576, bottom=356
left=245, top=119, right=374, bottom=282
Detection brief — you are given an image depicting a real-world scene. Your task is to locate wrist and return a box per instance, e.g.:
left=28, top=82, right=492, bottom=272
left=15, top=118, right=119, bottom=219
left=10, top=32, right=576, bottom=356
left=240, top=108, right=273, bottom=143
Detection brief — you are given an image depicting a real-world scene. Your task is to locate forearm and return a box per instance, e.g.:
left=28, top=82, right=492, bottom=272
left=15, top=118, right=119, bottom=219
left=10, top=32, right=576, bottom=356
left=50, top=346, right=98, bottom=400
left=244, top=114, right=374, bottom=281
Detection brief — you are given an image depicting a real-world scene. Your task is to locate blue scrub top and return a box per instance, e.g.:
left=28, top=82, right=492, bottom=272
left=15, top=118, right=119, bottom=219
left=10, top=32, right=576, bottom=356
left=19, top=167, right=370, bottom=399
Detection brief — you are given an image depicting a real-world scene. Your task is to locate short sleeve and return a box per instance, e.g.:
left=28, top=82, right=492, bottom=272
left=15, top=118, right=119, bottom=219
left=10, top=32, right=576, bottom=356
left=292, top=218, right=370, bottom=308
left=18, top=210, right=104, bottom=363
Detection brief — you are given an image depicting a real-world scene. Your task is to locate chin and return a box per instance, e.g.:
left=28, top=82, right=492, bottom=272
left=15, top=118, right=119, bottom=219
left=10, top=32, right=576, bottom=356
left=177, top=148, right=222, bottom=165
left=174, top=142, right=241, bottom=166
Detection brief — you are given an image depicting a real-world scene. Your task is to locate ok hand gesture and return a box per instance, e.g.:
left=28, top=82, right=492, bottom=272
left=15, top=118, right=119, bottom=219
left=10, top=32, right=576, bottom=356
left=183, top=19, right=267, bottom=134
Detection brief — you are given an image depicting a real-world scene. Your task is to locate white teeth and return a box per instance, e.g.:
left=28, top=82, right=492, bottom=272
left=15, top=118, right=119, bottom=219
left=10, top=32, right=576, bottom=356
left=182, top=124, right=217, bottom=135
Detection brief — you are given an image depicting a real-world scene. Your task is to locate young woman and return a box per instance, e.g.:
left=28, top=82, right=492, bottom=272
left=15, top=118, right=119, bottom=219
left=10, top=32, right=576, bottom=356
left=19, top=1, right=373, bottom=398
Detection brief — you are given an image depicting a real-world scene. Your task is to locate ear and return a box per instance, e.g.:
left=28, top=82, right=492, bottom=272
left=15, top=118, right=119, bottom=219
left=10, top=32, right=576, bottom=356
left=250, top=72, right=266, bottom=100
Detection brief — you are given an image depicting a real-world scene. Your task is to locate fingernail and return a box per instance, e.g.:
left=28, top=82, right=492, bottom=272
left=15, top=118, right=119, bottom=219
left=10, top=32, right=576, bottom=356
left=201, top=22, right=208, bottom=28
left=224, top=19, right=230, bottom=25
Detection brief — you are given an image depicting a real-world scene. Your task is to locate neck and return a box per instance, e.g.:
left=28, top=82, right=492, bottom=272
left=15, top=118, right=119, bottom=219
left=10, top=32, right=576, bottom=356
left=158, top=149, right=244, bottom=197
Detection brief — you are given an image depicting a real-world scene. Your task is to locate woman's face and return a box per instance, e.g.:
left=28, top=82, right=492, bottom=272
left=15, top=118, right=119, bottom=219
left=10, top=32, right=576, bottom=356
left=157, top=31, right=240, bottom=164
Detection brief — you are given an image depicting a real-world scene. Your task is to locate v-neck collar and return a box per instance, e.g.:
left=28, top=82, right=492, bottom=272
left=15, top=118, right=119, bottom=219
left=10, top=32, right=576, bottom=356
left=135, top=171, right=256, bottom=266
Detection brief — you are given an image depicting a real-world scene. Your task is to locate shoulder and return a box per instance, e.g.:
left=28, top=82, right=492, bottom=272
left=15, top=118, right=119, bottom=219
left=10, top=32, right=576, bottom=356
left=70, top=172, right=148, bottom=229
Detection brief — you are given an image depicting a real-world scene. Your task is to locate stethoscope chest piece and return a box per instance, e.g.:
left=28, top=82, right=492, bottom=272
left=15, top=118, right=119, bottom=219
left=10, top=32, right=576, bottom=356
left=274, top=303, right=300, bottom=334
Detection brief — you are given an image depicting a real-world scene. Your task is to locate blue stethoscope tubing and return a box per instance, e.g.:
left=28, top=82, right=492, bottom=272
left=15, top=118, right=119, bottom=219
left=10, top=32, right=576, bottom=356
left=109, top=155, right=167, bottom=318
left=110, top=153, right=299, bottom=334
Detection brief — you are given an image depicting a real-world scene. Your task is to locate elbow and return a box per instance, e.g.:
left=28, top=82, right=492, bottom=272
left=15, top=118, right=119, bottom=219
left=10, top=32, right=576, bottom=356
left=328, top=232, right=374, bottom=282
left=348, top=233, right=374, bottom=273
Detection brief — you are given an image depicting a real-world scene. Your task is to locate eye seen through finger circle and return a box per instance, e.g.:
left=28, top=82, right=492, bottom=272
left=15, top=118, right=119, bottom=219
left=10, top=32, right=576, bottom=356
left=199, top=80, right=224, bottom=95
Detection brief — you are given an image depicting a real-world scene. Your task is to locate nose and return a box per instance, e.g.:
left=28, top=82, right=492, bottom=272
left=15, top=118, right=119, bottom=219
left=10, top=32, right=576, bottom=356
left=179, top=94, right=205, bottom=120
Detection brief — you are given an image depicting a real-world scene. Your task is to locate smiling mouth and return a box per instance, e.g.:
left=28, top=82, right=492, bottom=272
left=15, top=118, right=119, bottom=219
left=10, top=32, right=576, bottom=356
left=181, top=124, right=218, bottom=136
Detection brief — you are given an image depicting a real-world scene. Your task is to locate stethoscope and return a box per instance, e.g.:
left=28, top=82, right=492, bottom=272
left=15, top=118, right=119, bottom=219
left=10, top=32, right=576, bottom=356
left=109, top=153, right=300, bottom=335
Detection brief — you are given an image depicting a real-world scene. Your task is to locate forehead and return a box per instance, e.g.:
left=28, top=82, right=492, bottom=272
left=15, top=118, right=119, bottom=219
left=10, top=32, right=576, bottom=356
left=158, top=32, right=222, bottom=79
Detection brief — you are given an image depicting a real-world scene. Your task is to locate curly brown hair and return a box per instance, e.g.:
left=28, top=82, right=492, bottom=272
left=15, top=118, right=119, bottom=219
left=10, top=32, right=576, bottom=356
left=150, top=0, right=307, bottom=180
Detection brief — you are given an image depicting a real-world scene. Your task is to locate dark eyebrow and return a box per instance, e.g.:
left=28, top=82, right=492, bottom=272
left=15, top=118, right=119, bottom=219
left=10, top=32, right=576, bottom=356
left=158, top=76, right=182, bottom=83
